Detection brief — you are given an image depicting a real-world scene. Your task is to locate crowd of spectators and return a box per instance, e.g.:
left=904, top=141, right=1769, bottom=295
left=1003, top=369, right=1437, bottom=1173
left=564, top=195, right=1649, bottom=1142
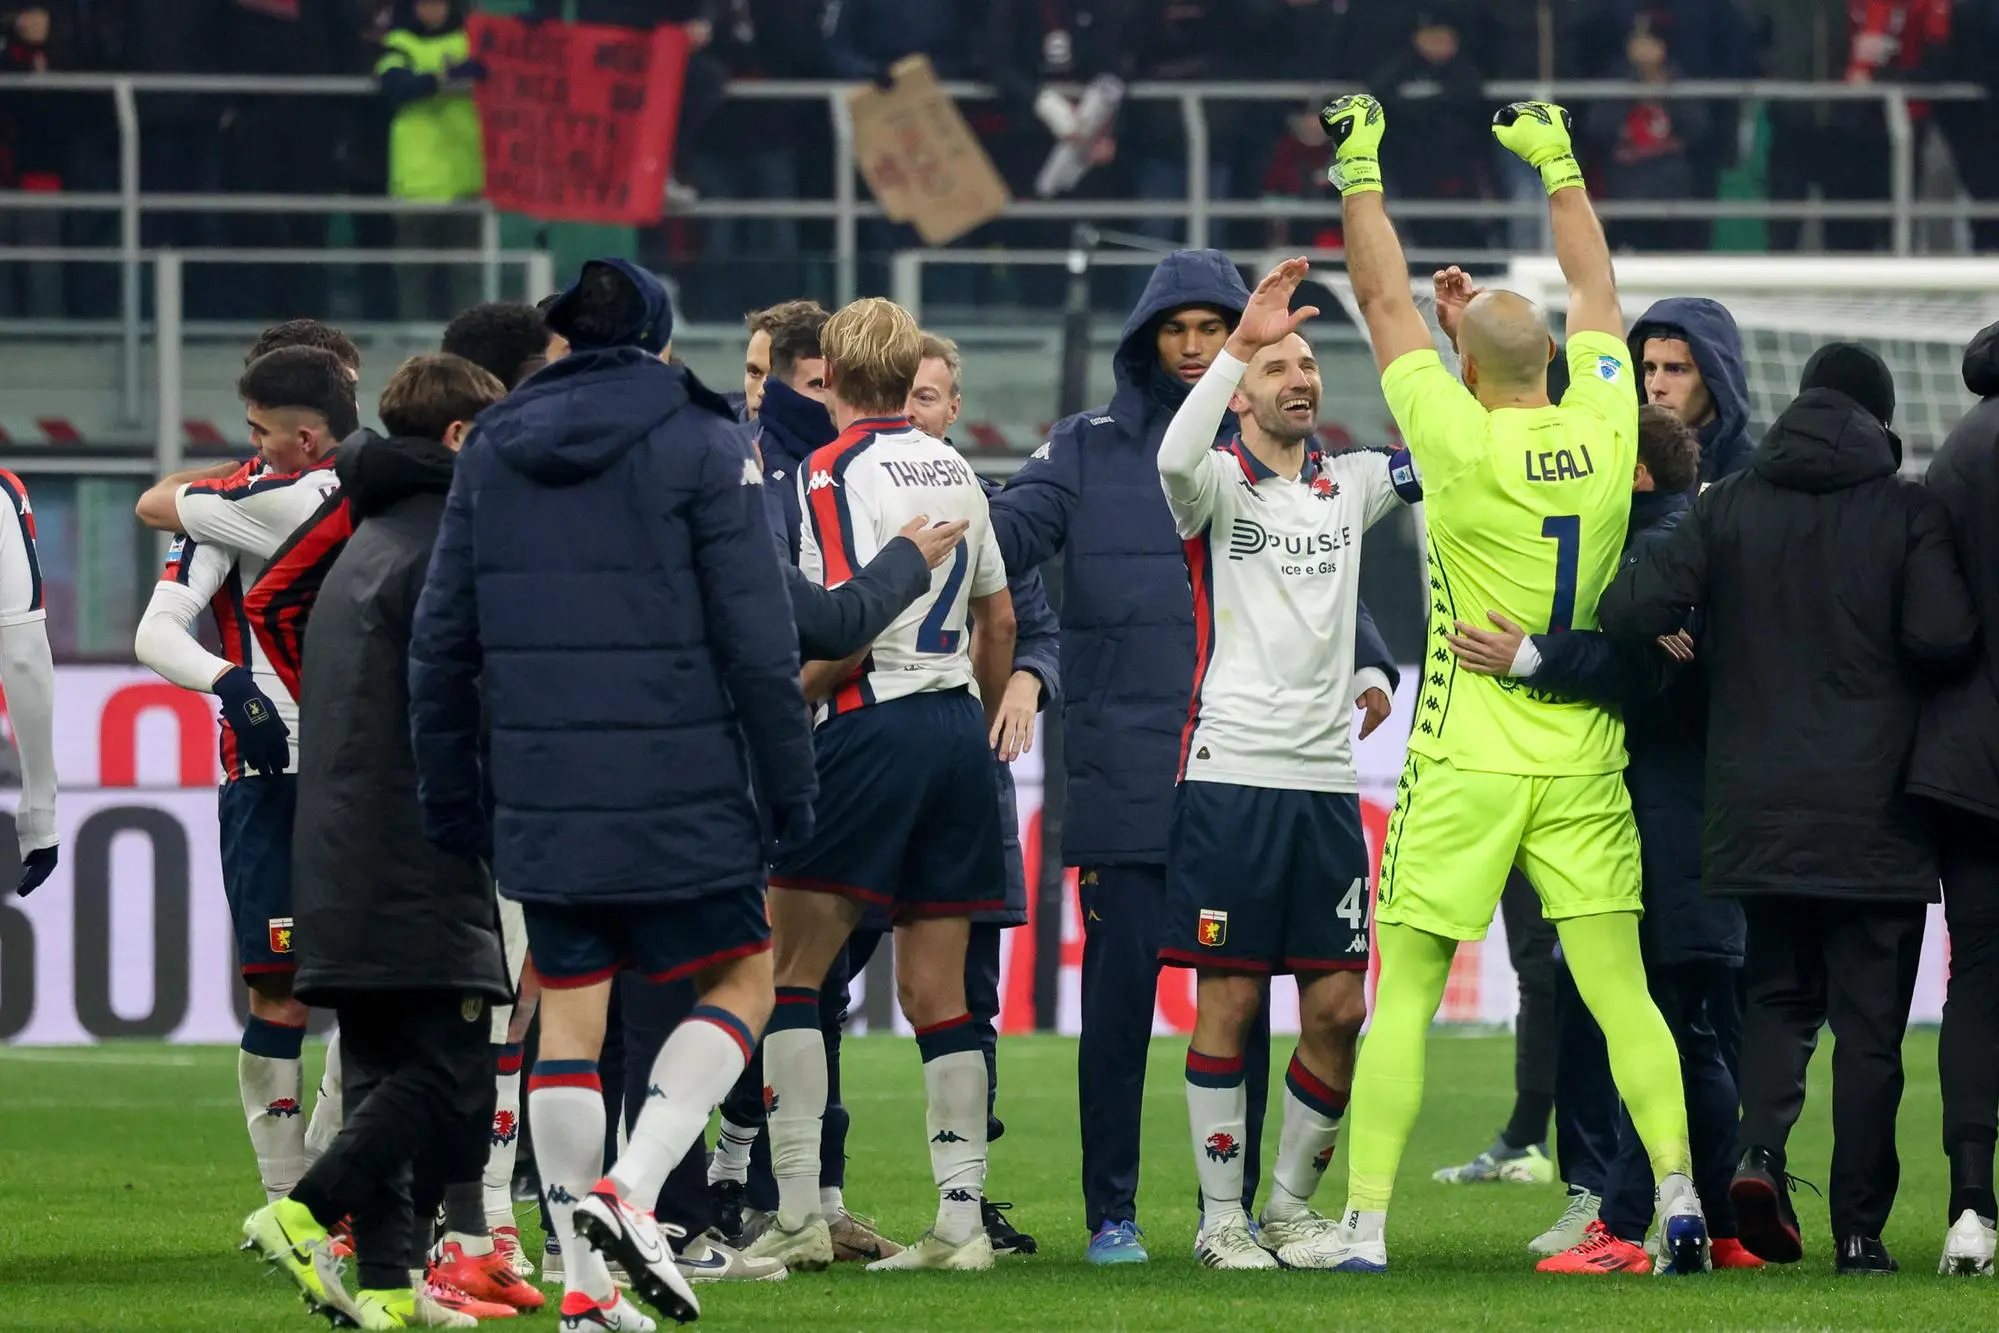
left=1, top=1, right=1996, bottom=322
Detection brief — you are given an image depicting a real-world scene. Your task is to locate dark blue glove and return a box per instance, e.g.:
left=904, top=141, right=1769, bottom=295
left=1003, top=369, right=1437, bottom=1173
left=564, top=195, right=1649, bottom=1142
left=214, top=666, right=290, bottom=777
left=16, top=845, right=56, bottom=897
left=768, top=804, right=816, bottom=860
left=446, top=58, right=489, bottom=83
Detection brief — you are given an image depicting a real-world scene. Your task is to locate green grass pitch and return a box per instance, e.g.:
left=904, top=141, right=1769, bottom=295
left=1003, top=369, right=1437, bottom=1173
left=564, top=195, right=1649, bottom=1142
left=0, top=1031, right=1980, bottom=1331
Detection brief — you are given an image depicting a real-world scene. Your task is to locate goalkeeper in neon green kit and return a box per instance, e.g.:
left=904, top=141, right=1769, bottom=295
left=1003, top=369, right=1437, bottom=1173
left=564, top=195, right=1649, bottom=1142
left=1304, top=96, right=1706, bottom=1276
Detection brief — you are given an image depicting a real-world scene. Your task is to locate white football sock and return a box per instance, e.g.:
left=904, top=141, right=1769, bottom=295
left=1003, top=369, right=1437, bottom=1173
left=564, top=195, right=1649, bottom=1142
left=239, top=1017, right=308, bottom=1200
left=303, top=1028, right=343, bottom=1164
left=528, top=1067, right=615, bottom=1301
left=1267, top=1052, right=1346, bottom=1221
left=921, top=1047, right=989, bottom=1245
left=820, top=1184, right=845, bottom=1218
left=1185, top=1049, right=1249, bottom=1228
left=709, top=1115, right=757, bottom=1186
left=484, top=1044, right=524, bottom=1229
left=608, top=1007, right=752, bottom=1208
left=764, top=1003, right=829, bottom=1231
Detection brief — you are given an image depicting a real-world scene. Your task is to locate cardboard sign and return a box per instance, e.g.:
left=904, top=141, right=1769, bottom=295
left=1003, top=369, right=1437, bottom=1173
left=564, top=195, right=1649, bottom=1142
left=468, top=14, right=690, bottom=226
left=848, top=55, right=1011, bottom=246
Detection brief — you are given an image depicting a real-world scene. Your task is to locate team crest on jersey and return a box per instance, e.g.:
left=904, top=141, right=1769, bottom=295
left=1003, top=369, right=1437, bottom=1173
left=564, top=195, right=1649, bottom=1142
left=1310, top=474, right=1338, bottom=501
left=1197, top=909, right=1228, bottom=947
left=268, top=917, right=294, bottom=953
left=1596, top=354, right=1624, bottom=382
left=1204, top=1131, right=1241, bottom=1163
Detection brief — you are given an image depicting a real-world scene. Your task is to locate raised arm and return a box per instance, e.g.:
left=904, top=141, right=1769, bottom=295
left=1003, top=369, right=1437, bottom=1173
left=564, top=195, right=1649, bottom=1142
left=1492, top=101, right=1621, bottom=342
left=1321, top=95, right=1433, bottom=373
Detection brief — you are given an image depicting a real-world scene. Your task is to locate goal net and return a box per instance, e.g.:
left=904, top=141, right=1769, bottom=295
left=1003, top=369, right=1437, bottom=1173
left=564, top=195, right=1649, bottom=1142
left=1507, top=256, right=1999, bottom=469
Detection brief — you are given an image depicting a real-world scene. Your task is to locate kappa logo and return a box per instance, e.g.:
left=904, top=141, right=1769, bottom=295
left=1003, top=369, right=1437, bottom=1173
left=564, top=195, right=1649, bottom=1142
left=931, top=1129, right=969, bottom=1144
left=1346, top=935, right=1368, bottom=954
left=646, top=1082, right=667, bottom=1101
left=806, top=470, right=837, bottom=492
left=1203, top=1131, right=1241, bottom=1164
left=491, top=1109, right=520, bottom=1147
left=268, top=917, right=294, bottom=954
left=1030, top=441, right=1053, bottom=461
left=546, top=1184, right=578, bottom=1205
left=740, top=457, right=764, bottom=486
left=1197, top=908, right=1228, bottom=948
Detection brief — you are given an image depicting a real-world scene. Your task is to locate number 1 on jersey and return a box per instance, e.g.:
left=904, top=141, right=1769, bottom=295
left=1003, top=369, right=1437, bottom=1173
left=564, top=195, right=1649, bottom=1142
left=1540, top=514, right=1580, bottom=634
left=914, top=543, right=969, bottom=653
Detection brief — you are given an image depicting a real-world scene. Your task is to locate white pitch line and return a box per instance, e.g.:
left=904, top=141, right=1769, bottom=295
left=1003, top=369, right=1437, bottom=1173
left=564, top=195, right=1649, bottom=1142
left=0, top=1047, right=204, bottom=1067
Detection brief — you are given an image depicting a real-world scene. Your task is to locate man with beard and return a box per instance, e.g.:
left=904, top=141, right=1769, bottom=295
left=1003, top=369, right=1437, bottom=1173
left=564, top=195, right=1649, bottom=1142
left=1155, top=259, right=1418, bottom=1270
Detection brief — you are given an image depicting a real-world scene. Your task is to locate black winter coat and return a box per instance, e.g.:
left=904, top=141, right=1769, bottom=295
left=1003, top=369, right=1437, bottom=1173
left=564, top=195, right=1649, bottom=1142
left=1525, top=490, right=1742, bottom=965
left=1907, top=323, right=1999, bottom=823
left=1598, top=389, right=1978, bottom=902
left=292, top=433, right=509, bottom=1005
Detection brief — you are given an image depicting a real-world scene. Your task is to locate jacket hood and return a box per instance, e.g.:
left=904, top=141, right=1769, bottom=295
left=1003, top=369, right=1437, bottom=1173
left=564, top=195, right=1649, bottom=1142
left=756, top=377, right=837, bottom=468
left=1628, top=486, right=1690, bottom=536
left=481, top=349, right=723, bottom=485
left=335, top=430, right=457, bottom=517
left=1964, top=319, right=1999, bottom=398
left=1112, top=249, right=1251, bottom=411
left=1630, top=297, right=1751, bottom=469
left=1751, top=388, right=1903, bottom=495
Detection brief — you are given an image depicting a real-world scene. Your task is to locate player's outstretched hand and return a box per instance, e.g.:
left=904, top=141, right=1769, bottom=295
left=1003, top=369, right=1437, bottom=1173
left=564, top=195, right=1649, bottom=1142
left=899, top=514, right=970, bottom=570
left=1433, top=266, right=1483, bottom=351
left=1447, top=611, right=1532, bottom=678
left=1320, top=93, right=1385, bottom=196
left=1492, top=102, right=1584, bottom=194
left=213, top=666, right=291, bottom=776
left=1226, top=258, right=1320, bottom=359
left=1355, top=687, right=1391, bottom=741
left=16, top=844, right=56, bottom=897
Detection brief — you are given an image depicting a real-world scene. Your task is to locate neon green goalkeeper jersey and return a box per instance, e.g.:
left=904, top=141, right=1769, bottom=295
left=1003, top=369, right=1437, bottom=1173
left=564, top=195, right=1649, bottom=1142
left=1381, top=330, right=1639, bottom=776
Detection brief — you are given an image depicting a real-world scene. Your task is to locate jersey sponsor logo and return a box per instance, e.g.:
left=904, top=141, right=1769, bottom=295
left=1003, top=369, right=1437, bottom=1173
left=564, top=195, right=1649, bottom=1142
left=1226, top=519, right=1355, bottom=574
left=1030, top=440, right=1053, bottom=460
left=879, top=456, right=973, bottom=489
left=1524, top=443, right=1597, bottom=482
left=740, top=457, right=764, bottom=486
left=806, top=470, right=837, bottom=492
left=1197, top=908, right=1228, bottom=947
left=1596, top=354, right=1624, bottom=382
left=1203, top=1130, right=1241, bottom=1163
left=267, top=917, right=293, bottom=953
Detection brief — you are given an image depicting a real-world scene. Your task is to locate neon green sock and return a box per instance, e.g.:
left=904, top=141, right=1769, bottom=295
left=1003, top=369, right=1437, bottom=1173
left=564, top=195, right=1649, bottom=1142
left=1554, top=912, right=1693, bottom=1184
left=1342, top=922, right=1457, bottom=1213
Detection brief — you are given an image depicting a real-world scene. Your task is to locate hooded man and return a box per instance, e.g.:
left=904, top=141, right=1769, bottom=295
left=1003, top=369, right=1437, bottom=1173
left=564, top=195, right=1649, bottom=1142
left=1909, top=319, right=1999, bottom=1276
left=990, top=248, right=1397, bottom=1262
left=1599, top=341, right=1977, bottom=1276
left=411, top=257, right=816, bottom=1329
left=1628, top=297, right=1754, bottom=482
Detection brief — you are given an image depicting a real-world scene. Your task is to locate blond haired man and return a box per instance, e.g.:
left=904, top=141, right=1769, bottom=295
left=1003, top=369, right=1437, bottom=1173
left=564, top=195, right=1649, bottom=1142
left=750, top=298, right=1018, bottom=1274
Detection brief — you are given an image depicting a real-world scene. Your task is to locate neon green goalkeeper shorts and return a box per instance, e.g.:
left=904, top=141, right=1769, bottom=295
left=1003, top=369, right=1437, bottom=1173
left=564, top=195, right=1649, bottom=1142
left=1375, top=754, right=1643, bottom=941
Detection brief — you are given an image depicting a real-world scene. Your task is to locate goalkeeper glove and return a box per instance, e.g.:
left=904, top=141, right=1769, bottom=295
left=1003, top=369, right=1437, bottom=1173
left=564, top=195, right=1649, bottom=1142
left=214, top=666, right=291, bottom=777
left=1492, top=101, right=1585, bottom=197
left=1320, top=94, right=1385, bottom=197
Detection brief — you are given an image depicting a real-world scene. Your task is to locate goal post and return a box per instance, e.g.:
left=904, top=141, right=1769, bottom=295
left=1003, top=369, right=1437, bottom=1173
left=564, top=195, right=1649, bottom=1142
left=1506, top=256, right=1999, bottom=467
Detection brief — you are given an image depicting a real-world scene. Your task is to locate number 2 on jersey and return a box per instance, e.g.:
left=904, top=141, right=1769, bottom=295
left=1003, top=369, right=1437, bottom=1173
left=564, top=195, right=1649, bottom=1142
left=1540, top=514, right=1580, bottom=633
left=914, top=543, right=969, bottom=653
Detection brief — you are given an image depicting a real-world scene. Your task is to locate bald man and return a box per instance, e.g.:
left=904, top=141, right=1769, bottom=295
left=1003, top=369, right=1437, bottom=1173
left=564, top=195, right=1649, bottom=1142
left=1308, top=95, right=1701, bottom=1276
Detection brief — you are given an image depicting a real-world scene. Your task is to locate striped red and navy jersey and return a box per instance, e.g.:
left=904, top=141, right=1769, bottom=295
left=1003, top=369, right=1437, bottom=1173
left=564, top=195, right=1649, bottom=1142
left=0, top=469, right=45, bottom=628
left=795, top=416, right=1006, bottom=721
left=242, top=490, right=355, bottom=703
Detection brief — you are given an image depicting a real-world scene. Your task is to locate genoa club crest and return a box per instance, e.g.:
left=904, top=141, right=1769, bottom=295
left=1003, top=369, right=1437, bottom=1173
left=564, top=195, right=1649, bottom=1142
left=1197, top=909, right=1228, bottom=948
left=268, top=917, right=294, bottom=954
left=1204, top=1132, right=1241, bottom=1163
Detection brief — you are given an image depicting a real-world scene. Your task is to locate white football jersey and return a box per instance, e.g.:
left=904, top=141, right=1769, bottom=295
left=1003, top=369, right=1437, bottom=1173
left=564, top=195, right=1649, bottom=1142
left=1159, top=351, right=1413, bottom=792
left=796, top=416, right=1007, bottom=720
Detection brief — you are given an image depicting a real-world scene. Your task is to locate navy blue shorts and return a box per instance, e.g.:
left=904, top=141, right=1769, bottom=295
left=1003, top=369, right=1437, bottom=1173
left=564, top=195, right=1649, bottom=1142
left=520, top=886, right=771, bottom=989
left=218, top=774, right=298, bottom=976
left=1161, top=782, right=1373, bottom=975
left=770, top=689, right=1004, bottom=922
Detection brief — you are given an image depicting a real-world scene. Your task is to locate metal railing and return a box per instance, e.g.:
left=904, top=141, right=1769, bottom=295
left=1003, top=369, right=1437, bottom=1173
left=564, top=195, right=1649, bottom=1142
left=0, top=72, right=1986, bottom=426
